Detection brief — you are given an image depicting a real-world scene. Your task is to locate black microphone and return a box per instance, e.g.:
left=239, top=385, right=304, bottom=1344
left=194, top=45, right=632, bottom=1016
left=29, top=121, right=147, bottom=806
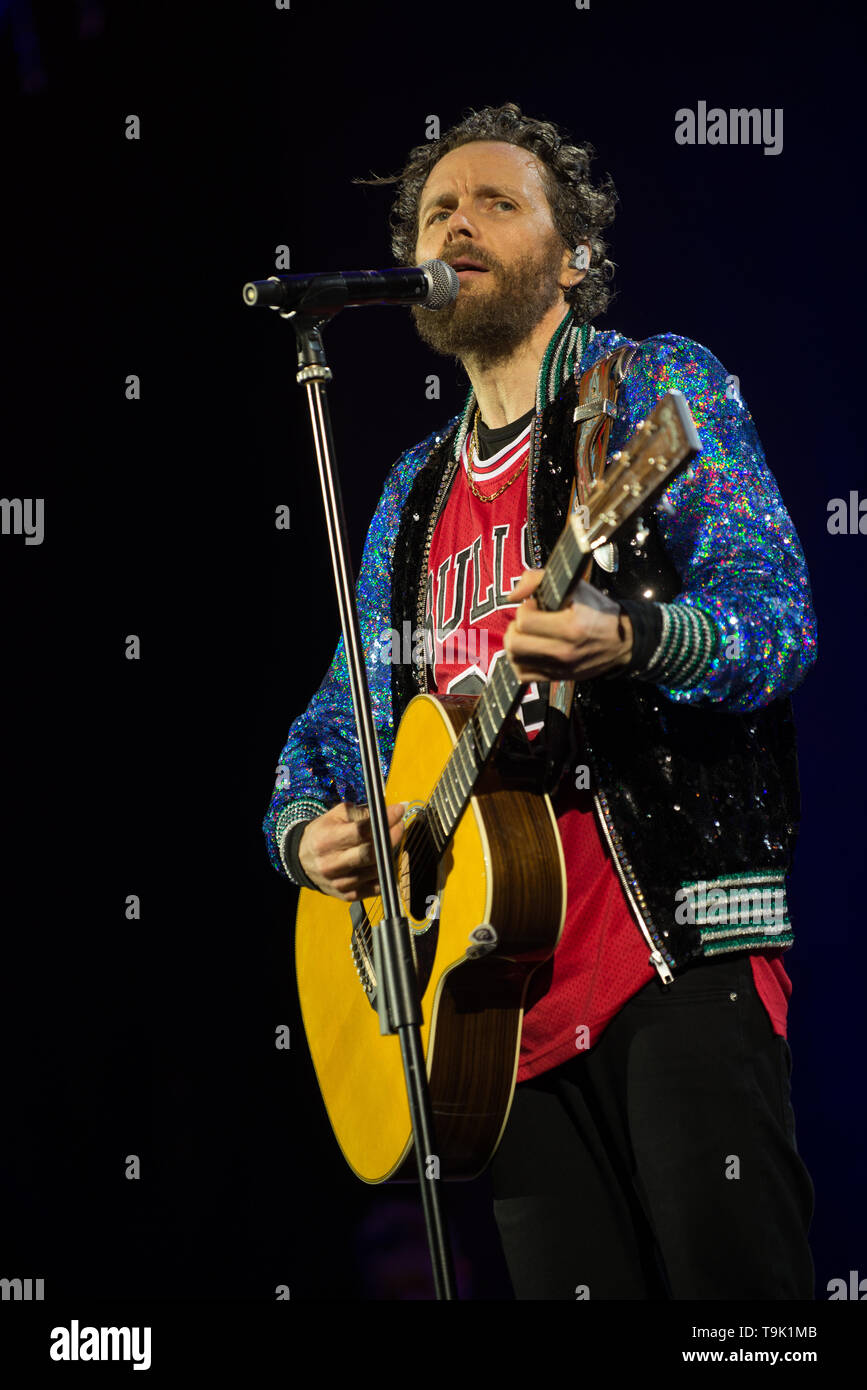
left=242, top=259, right=459, bottom=315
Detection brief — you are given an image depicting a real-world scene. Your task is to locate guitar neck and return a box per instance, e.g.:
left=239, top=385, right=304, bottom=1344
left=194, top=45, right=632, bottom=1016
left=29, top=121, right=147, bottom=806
left=426, top=658, right=522, bottom=851
left=424, top=389, right=701, bottom=855
left=425, top=524, right=590, bottom=851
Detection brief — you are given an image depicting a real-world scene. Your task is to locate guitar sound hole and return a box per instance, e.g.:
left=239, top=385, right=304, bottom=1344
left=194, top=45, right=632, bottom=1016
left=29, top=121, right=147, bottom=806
left=349, top=813, right=442, bottom=1012
left=403, top=813, right=440, bottom=926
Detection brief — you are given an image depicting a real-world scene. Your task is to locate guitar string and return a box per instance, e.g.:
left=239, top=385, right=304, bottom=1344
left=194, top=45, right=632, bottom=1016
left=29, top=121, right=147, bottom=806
left=356, top=676, right=512, bottom=943
left=355, top=673, right=511, bottom=947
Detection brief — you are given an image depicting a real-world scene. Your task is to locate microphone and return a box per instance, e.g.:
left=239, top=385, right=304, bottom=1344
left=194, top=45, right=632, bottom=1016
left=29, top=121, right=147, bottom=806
left=242, top=259, right=459, bottom=315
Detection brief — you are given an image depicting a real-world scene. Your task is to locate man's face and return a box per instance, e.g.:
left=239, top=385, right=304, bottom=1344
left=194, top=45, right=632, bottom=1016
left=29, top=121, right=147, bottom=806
left=411, top=140, right=574, bottom=367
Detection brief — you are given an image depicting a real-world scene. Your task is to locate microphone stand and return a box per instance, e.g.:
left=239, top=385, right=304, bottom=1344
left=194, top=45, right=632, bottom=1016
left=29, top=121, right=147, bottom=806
left=273, top=302, right=457, bottom=1301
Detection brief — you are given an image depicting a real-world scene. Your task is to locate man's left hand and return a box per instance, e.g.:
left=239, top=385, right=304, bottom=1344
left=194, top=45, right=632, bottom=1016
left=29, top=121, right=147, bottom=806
left=503, top=570, right=633, bottom=684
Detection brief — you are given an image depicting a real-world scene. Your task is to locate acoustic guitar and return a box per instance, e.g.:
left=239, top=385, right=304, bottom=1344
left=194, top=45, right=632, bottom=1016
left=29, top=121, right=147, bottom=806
left=295, top=389, right=701, bottom=1182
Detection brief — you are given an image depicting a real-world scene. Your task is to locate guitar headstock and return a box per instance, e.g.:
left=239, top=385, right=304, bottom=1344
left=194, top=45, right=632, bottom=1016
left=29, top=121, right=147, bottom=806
left=572, top=389, right=702, bottom=551
left=535, top=390, right=702, bottom=614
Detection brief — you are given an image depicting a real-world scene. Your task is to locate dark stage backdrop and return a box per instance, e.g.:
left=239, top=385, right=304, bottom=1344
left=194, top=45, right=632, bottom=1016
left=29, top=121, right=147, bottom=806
left=1, top=0, right=864, bottom=1320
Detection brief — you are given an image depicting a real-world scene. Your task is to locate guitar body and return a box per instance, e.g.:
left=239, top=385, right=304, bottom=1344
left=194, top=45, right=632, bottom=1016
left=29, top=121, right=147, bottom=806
left=295, top=692, right=566, bottom=1184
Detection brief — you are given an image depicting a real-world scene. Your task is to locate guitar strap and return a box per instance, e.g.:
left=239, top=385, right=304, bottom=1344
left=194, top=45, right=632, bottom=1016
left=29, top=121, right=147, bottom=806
left=542, top=341, right=638, bottom=788
left=571, top=342, right=639, bottom=518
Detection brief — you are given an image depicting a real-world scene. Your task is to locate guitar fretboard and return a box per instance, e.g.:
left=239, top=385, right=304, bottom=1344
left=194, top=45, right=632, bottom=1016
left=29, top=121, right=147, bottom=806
left=426, top=521, right=586, bottom=852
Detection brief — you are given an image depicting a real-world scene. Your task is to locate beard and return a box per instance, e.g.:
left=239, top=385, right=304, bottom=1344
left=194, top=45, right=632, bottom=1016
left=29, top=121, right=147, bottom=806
left=410, top=232, right=568, bottom=370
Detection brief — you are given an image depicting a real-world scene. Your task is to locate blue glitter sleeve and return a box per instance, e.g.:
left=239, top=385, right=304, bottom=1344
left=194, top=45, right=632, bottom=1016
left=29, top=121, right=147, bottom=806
left=610, top=334, right=817, bottom=712
left=261, top=424, right=451, bottom=876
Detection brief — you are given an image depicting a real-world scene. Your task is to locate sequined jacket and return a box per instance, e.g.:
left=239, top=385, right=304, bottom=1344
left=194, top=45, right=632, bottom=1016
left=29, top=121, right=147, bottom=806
left=262, top=330, right=817, bottom=979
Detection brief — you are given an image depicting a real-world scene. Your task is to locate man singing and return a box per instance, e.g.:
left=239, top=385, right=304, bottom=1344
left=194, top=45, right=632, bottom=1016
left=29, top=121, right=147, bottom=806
left=262, top=103, right=816, bottom=1300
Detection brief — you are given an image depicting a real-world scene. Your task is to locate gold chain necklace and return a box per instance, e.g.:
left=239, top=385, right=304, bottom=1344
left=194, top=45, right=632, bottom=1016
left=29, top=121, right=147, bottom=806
left=466, top=407, right=530, bottom=503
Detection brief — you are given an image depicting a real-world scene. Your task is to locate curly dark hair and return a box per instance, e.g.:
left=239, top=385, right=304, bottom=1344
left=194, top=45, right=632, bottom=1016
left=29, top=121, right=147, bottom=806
left=355, top=102, right=618, bottom=321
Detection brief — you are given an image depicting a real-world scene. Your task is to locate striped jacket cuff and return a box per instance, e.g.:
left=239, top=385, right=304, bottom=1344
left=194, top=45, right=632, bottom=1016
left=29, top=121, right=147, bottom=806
left=275, top=800, right=327, bottom=887
left=636, top=602, right=719, bottom=690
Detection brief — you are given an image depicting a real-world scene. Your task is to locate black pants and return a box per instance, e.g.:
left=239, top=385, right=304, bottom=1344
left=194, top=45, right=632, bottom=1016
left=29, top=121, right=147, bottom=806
left=490, top=954, right=815, bottom=1300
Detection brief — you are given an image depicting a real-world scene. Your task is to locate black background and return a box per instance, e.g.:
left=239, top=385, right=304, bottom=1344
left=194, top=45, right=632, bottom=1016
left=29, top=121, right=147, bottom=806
left=1, top=0, right=864, bottom=1309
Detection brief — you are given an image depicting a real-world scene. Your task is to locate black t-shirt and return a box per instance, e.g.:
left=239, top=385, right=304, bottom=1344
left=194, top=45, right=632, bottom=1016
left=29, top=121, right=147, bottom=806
left=475, top=404, right=535, bottom=460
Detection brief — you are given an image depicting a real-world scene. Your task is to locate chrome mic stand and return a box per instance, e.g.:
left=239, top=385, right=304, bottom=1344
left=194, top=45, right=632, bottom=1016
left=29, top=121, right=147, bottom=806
left=249, top=290, right=457, bottom=1301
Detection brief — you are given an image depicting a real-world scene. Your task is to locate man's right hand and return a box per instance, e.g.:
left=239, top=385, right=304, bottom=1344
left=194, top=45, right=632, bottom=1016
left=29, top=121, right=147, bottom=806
left=298, top=800, right=407, bottom=901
